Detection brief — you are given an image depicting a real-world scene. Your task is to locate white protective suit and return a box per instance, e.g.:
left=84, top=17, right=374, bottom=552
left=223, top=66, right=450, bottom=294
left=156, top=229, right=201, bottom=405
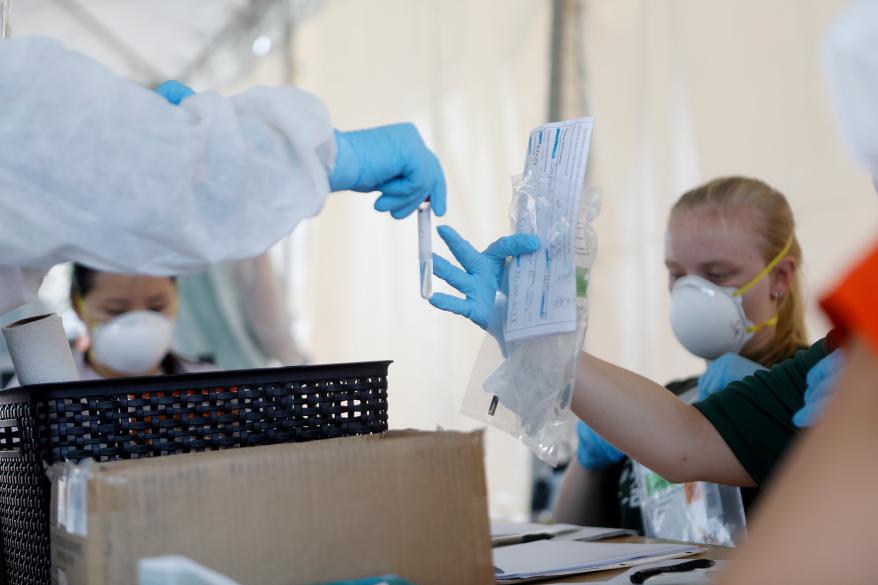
left=0, top=36, right=336, bottom=314
left=824, top=0, right=878, bottom=175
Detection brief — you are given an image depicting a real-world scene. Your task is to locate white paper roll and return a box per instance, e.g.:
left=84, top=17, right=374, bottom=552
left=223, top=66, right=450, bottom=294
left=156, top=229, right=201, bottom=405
left=2, top=313, right=80, bottom=385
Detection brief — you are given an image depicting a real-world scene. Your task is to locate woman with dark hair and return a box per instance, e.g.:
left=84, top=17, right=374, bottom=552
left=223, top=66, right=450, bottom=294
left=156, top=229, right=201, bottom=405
left=7, top=264, right=213, bottom=385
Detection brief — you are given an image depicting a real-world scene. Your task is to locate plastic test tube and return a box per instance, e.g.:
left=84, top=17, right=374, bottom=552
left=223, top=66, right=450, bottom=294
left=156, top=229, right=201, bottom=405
left=418, top=201, right=433, bottom=299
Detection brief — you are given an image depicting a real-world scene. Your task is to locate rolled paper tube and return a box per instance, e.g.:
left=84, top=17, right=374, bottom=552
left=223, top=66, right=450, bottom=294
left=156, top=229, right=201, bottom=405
left=2, top=313, right=80, bottom=385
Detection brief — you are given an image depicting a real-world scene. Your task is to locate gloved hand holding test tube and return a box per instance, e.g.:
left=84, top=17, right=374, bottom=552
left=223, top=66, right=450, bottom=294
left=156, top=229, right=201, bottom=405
left=418, top=200, right=432, bottom=299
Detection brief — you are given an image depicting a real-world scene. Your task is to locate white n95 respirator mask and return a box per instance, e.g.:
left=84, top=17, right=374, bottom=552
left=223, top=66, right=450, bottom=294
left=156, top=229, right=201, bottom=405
left=668, top=237, right=792, bottom=360
left=669, top=276, right=768, bottom=360
left=90, top=310, right=174, bottom=375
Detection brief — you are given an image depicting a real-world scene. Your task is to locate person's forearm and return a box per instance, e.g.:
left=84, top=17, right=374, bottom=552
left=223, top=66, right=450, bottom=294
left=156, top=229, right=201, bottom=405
left=553, top=462, right=621, bottom=526
left=572, top=353, right=754, bottom=486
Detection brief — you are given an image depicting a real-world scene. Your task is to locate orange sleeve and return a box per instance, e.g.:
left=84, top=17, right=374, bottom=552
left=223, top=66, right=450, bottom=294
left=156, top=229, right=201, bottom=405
left=821, top=242, right=878, bottom=356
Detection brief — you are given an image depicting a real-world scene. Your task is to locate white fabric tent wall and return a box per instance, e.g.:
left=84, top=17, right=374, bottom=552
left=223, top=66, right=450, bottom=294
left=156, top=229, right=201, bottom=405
left=11, top=0, right=250, bottom=84
left=581, top=0, right=878, bottom=385
left=286, top=0, right=551, bottom=520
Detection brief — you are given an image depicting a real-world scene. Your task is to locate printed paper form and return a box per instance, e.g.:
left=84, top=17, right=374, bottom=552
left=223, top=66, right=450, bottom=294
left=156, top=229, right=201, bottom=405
left=505, top=117, right=594, bottom=342
left=493, top=540, right=699, bottom=580
left=491, top=521, right=637, bottom=547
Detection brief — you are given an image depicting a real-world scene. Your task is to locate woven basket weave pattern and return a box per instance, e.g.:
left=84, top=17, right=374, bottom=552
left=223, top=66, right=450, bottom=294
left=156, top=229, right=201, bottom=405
left=0, top=363, right=389, bottom=585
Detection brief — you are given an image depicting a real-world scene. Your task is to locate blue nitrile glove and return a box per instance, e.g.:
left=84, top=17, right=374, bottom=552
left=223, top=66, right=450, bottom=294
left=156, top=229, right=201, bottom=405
left=429, top=225, right=540, bottom=340
left=576, top=420, right=624, bottom=470
left=793, top=349, right=846, bottom=427
left=155, top=80, right=195, bottom=105
left=330, top=123, right=447, bottom=219
left=697, top=352, right=767, bottom=400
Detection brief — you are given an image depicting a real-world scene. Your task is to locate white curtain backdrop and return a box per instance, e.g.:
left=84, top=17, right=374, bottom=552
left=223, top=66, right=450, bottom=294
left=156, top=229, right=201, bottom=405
left=580, top=0, right=878, bottom=382
left=285, top=0, right=552, bottom=519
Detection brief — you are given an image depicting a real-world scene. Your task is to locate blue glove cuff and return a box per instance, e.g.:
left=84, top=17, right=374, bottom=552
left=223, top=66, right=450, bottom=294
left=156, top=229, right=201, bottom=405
left=155, top=80, right=195, bottom=105
left=329, top=130, right=360, bottom=192
left=576, top=421, right=625, bottom=471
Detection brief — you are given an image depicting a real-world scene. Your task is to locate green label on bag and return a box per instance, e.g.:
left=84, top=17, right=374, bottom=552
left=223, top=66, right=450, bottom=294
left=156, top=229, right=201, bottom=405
left=576, top=267, right=589, bottom=298
left=644, top=471, right=675, bottom=496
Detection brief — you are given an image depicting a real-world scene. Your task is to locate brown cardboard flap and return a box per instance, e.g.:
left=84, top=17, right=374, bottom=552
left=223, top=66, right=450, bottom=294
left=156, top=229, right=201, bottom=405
left=52, top=430, right=493, bottom=585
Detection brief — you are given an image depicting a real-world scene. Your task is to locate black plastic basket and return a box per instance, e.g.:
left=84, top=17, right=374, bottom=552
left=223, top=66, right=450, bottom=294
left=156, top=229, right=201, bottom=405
left=0, top=360, right=390, bottom=585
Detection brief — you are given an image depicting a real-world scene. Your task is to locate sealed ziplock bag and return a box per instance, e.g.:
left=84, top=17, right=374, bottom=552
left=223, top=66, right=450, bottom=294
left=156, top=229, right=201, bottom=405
left=635, top=388, right=747, bottom=546
left=636, top=464, right=747, bottom=547
left=462, top=165, right=600, bottom=465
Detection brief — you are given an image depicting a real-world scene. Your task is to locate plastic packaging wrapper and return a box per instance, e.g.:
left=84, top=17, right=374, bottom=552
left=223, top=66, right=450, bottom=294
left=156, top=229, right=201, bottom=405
left=462, top=174, right=601, bottom=465
left=636, top=469, right=747, bottom=547
left=48, top=458, right=94, bottom=540
left=139, top=556, right=242, bottom=585
left=634, top=389, right=747, bottom=546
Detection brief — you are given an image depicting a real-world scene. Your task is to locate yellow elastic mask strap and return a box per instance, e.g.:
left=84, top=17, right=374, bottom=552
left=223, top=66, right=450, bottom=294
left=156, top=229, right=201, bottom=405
left=73, top=295, right=92, bottom=328
left=746, top=313, right=779, bottom=334
left=732, top=235, right=794, bottom=298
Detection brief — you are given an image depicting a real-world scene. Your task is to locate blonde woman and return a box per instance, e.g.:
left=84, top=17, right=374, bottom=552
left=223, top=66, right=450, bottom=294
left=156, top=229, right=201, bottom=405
left=554, top=177, right=808, bottom=531
left=430, top=176, right=835, bottom=524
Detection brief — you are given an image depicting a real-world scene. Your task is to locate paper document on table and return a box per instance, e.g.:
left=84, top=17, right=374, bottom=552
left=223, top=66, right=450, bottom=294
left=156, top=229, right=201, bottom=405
left=493, top=540, right=700, bottom=582
left=506, top=117, right=594, bottom=342
left=492, top=522, right=578, bottom=538
left=491, top=522, right=577, bottom=546
left=491, top=521, right=637, bottom=547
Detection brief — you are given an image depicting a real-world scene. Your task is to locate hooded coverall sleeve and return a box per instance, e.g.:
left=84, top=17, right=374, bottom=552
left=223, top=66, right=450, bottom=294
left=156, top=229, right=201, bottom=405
left=0, top=37, right=335, bottom=281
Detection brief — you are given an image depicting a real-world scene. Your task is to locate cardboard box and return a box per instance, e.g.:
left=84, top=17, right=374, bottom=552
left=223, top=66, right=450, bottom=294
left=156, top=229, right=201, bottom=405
left=50, top=430, right=493, bottom=585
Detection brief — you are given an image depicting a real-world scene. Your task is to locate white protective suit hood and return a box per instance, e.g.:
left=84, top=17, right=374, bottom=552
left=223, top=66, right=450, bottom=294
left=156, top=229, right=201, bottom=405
left=824, top=0, right=878, bottom=177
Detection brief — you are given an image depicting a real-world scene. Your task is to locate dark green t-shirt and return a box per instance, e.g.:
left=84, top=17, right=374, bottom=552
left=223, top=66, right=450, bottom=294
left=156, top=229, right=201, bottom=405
left=614, top=337, right=830, bottom=531
left=693, top=336, right=831, bottom=486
